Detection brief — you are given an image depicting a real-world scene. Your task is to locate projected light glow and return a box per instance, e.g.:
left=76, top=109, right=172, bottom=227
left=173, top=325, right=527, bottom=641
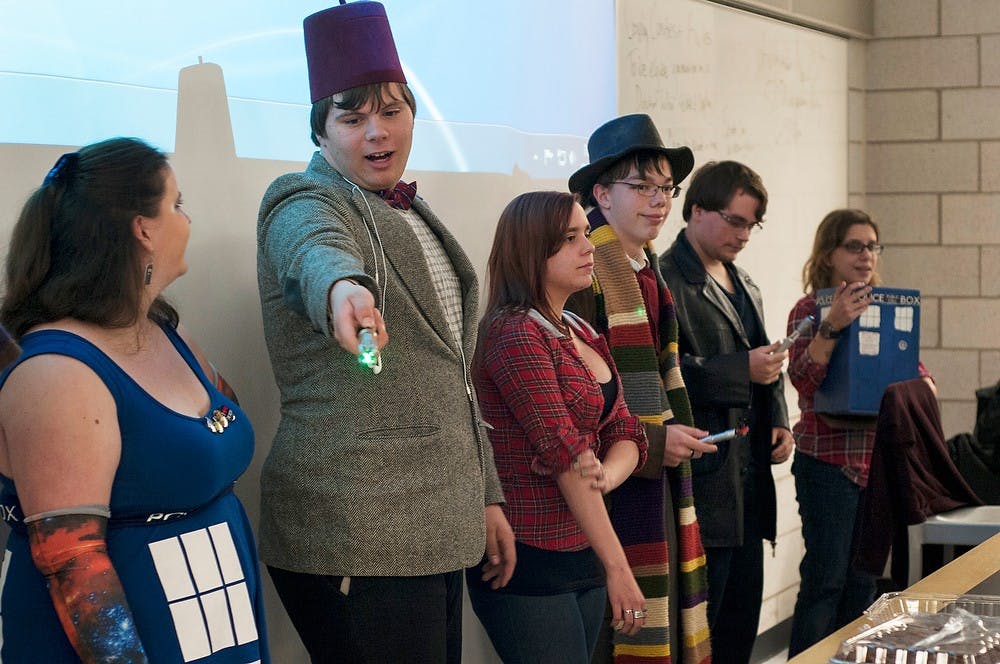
left=0, top=1, right=616, bottom=177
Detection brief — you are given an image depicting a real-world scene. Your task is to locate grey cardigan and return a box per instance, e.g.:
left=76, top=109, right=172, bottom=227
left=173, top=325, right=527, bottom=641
left=256, top=153, right=503, bottom=576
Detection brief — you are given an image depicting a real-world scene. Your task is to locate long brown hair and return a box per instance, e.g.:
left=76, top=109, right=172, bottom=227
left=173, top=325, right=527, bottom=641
left=2, top=137, right=178, bottom=338
left=802, top=208, right=882, bottom=294
left=483, top=191, right=579, bottom=330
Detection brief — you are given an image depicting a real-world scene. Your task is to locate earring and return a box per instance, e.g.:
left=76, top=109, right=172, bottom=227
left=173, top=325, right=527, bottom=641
left=144, top=263, right=153, bottom=285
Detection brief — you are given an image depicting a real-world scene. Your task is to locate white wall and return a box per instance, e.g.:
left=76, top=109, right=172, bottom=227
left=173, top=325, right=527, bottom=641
left=616, top=0, right=849, bottom=634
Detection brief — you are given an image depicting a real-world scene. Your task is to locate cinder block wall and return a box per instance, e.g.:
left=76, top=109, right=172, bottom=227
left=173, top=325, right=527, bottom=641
left=861, top=0, right=1000, bottom=438
left=755, top=0, right=1000, bottom=637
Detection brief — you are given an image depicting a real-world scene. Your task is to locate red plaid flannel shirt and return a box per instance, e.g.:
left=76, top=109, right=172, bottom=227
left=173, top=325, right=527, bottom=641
left=475, top=310, right=647, bottom=551
left=787, top=295, right=930, bottom=487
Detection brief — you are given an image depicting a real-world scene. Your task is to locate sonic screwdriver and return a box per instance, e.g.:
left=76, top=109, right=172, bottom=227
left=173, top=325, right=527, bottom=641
left=357, top=328, right=382, bottom=374
left=774, top=314, right=815, bottom=353
left=699, top=423, right=750, bottom=444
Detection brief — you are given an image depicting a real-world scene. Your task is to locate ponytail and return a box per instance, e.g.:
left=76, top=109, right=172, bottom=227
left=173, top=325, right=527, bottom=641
left=2, top=186, right=61, bottom=337
left=1, top=138, right=175, bottom=338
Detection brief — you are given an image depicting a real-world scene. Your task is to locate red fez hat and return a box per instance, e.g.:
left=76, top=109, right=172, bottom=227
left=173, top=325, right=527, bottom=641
left=303, top=1, right=407, bottom=104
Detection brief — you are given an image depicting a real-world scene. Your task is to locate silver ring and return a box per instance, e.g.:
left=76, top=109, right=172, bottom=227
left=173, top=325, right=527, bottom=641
left=689, top=448, right=695, bottom=458
left=624, top=608, right=633, bottom=615
left=634, top=609, right=646, bottom=619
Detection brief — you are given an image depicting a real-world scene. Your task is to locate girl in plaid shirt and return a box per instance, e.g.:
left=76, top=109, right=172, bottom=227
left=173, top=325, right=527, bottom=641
left=787, top=209, right=932, bottom=655
left=466, top=191, right=649, bottom=663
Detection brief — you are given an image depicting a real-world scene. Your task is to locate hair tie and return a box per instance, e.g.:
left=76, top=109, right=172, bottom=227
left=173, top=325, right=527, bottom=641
left=42, top=152, right=79, bottom=187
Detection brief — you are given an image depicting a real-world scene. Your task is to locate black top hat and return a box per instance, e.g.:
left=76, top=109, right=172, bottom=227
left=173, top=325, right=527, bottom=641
left=568, top=114, right=694, bottom=198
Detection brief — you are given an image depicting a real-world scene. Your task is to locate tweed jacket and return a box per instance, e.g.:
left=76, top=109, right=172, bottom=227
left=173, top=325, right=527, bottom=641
left=256, top=152, right=503, bottom=576
left=660, top=230, right=789, bottom=546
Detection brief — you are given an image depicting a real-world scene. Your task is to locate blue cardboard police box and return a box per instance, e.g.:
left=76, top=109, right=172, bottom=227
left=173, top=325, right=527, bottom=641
left=813, top=287, right=921, bottom=416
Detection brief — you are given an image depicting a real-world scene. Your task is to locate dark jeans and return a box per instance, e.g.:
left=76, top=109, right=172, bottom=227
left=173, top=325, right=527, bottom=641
left=704, top=470, right=764, bottom=664
left=467, top=582, right=607, bottom=663
left=268, top=565, right=463, bottom=664
left=788, top=451, right=876, bottom=657
left=704, top=540, right=764, bottom=664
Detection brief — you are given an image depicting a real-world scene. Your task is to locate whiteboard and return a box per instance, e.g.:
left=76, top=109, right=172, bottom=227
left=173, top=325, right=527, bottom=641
left=617, top=0, right=848, bottom=343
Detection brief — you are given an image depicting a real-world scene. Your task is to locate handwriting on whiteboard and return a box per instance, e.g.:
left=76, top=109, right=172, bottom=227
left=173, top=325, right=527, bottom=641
left=617, top=0, right=841, bottom=161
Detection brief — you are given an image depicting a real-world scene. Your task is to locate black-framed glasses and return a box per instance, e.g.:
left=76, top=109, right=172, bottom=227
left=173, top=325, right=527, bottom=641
left=611, top=181, right=682, bottom=199
left=840, top=240, right=884, bottom=255
left=716, top=210, right=763, bottom=233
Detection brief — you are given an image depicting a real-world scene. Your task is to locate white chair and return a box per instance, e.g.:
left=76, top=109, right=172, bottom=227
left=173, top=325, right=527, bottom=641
left=907, top=505, right=1000, bottom=585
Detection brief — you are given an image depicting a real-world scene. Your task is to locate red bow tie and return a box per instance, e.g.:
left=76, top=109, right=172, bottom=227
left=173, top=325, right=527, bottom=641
left=378, top=180, right=417, bottom=210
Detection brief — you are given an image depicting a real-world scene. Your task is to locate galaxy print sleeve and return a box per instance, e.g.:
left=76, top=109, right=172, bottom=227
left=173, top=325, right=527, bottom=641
left=27, top=513, right=149, bottom=663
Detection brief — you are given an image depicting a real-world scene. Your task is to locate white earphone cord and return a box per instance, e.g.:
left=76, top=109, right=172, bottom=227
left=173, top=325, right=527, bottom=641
left=343, top=177, right=388, bottom=319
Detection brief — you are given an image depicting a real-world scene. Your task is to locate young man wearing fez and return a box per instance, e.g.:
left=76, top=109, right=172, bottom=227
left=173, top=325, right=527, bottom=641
left=659, top=161, right=792, bottom=664
left=255, top=3, right=514, bottom=661
left=565, top=114, right=714, bottom=664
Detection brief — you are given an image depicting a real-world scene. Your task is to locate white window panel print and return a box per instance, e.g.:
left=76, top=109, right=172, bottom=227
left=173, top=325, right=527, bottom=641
left=859, top=304, right=881, bottom=328
left=895, top=306, right=914, bottom=332
left=148, top=522, right=258, bottom=662
left=859, top=331, right=881, bottom=356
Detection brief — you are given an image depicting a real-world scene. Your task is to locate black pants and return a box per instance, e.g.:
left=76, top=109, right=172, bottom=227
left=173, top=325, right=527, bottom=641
left=704, top=474, right=765, bottom=664
left=268, top=566, right=463, bottom=663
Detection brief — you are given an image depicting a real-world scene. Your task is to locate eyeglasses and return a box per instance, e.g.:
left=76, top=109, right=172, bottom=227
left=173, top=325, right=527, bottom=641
left=611, top=181, right=682, bottom=199
left=839, top=240, right=884, bottom=255
left=716, top=210, right=763, bottom=233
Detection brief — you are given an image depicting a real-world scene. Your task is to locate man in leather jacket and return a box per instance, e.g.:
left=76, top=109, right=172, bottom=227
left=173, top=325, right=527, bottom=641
left=660, top=160, right=793, bottom=664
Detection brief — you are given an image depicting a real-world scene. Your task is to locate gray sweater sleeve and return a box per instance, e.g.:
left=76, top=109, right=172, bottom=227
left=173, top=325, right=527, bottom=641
left=259, top=192, right=377, bottom=335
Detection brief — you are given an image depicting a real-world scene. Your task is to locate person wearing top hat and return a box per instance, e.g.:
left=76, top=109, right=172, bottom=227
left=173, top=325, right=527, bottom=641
left=565, top=113, right=714, bottom=664
left=255, top=2, right=514, bottom=661
left=659, top=161, right=792, bottom=664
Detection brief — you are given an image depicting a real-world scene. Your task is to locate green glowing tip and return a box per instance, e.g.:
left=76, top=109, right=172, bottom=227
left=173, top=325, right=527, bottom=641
left=359, top=351, right=378, bottom=368
left=636, top=306, right=644, bottom=314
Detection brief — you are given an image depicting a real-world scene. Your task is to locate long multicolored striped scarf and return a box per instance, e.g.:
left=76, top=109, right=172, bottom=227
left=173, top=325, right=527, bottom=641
left=589, top=211, right=711, bottom=664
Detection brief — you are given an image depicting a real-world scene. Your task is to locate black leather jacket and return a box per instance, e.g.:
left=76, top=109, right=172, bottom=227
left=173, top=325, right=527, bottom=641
left=660, top=230, right=789, bottom=546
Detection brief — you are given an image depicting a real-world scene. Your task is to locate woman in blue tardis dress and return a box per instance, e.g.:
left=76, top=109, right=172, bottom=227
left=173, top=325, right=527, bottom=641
left=0, top=138, right=269, bottom=662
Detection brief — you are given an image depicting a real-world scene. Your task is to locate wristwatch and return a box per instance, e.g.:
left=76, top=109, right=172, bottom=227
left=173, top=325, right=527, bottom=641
left=817, top=320, right=841, bottom=339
